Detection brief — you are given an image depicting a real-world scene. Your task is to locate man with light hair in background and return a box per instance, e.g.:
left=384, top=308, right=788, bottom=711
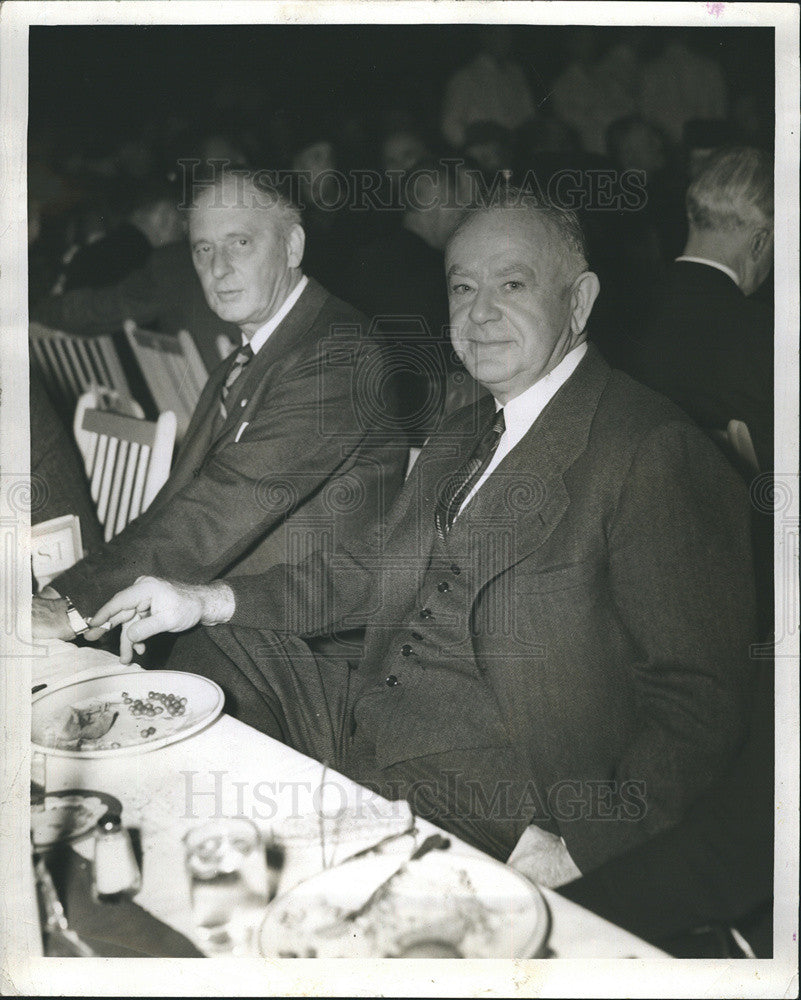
left=627, top=147, right=773, bottom=468
left=625, top=145, right=774, bottom=638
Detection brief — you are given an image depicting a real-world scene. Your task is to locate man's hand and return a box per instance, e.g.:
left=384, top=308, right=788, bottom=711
left=91, top=576, right=235, bottom=663
left=507, top=824, right=582, bottom=889
left=32, top=595, right=75, bottom=642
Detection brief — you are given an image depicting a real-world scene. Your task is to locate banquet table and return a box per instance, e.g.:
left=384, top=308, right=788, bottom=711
left=30, top=639, right=667, bottom=961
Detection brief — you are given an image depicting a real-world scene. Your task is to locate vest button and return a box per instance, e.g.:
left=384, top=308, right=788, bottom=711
left=386, top=674, right=399, bottom=687
left=437, top=581, right=450, bottom=593
left=420, top=608, right=433, bottom=619
left=400, top=644, right=413, bottom=657
left=450, top=564, right=461, bottom=575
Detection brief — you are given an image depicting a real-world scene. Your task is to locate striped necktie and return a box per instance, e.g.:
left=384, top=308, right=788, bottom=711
left=219, top=343, right=254, bottom=422
left=435, top=407, right=506, bottom=540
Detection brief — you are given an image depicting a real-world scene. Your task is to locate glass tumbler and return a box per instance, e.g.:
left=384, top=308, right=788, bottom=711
left=183, top=817, right=265, bottom=953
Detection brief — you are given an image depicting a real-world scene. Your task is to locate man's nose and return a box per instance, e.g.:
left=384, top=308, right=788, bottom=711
left=211, top=248, right=233, bottom=279
left=468, top=288, right=502, bottom=325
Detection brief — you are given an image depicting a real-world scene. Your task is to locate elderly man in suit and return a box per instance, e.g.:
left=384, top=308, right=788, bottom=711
left=32, top=171, right=405, bottom=643
left=626, top=146, right=774, bottom=472
left=92, top=195, right=755, bottom=884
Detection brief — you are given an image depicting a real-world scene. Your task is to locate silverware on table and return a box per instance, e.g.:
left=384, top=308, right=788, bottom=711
left=33, top=855, right=96, bottom=957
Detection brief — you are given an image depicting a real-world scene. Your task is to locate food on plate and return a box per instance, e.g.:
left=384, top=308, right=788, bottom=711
left=53, top=702, right=119, bottom=750
left=41, top=688, right=191, bottom=751
left=266, top=854, right=512, bottom=958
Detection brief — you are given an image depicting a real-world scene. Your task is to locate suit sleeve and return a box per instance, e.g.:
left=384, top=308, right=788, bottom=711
left=30, top=257, right=163, bottom=335
left=562, top=420, right=757, bottom=870
left=53, top=346, right=391, bottom=618
left=558, top=664, right=773, bottom=945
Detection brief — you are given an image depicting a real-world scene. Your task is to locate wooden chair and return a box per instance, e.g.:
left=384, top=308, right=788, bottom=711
left=76, top=404, right=177, bottom=542
left=123, top=321, right=208, bottom=441
left=73, top=388, right=144, bottom=469
left=29, top=322, right=133, bottom=417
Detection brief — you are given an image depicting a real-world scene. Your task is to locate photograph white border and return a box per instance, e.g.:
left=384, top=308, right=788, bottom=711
left=1, top=2, right=798, bottom=996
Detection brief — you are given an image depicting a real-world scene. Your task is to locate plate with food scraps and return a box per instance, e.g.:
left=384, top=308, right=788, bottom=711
left=31, top=671, right=224, bottom=757
left=31, top=788, right=122, bottom=848
left=258, top=849, right=550, bottom=959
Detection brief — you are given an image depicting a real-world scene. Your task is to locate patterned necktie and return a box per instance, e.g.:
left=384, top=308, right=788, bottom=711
left=435, top=408, right=506, bottom=540
left=218, top=342, right=254, bottom=422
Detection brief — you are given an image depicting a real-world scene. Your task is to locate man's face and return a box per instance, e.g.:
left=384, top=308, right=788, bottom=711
left=190, top=190, right=297, bottom=338
left=445, top=211, right=579, bottom=403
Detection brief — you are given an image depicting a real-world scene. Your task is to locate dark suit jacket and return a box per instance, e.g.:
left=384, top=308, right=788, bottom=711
left=229, top=345, right=756, bottom=872
left=624, top=260, right=773, bottom=471
left=54, top=279, right=406, bottom=618
left=558, top=663, right=773, bottom=956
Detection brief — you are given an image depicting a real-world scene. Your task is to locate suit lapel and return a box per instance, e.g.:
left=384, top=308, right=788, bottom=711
left=384, top=394, right=495, bottom=554
left=206, top=278, right=329, bottom=452
left=451, top=346, right=611, bottom=593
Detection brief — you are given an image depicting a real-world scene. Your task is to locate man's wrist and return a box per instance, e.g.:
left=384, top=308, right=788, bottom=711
left=64, top=597, right=90, bottom=636
left=199, top=581, right=235, bottom=626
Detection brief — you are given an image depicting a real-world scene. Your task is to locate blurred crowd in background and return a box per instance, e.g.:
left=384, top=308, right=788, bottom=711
left=27, top=23, right=775, bottom=454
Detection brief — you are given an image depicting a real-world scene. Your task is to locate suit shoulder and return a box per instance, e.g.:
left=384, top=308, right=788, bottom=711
left=591, top=367, right=704, bottom=454
left=315, top=288, right=369, bottom=332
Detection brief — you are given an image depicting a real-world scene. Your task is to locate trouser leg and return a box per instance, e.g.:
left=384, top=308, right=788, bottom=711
left=167, top=624, right=357, bottom=768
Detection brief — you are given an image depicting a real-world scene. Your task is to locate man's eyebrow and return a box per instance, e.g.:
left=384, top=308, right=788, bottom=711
left=446, top=264, right=474, bottom=278
left=192, top=230, right=252, bottom=247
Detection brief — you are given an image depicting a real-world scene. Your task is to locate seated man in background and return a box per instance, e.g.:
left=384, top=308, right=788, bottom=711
left=92, top=194, right=756, bottom=886
left=30, top=208, right=240, bottom=374
left=345, top=159, right=479, bottom=444
left=32, top=171, right=406, bottom=645
left=57, top=181, right=186, bottom=293
left=625, top=145, right=774, bottom=472
left=624, top=146, right=774, bottom=638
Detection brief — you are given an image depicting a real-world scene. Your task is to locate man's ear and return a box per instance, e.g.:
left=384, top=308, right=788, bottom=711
left=286, top=223, right=305, bottom=269
left=749, top=227, right=772, bottom=261
left=569, top=271, right=601, bottom=336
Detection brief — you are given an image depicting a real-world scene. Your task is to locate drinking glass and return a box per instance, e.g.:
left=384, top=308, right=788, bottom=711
left=183, top=817, right=265, bottom=953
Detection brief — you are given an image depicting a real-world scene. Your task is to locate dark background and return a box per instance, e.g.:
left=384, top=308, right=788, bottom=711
left=30, top=24, right=774, bottom=142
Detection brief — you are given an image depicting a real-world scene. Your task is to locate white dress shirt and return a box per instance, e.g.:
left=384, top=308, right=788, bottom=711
left=456, top=342, right=588, bottom=519
left=246, top=274, right=308, bottom=355
left=675, top=256, right=740, bottom=289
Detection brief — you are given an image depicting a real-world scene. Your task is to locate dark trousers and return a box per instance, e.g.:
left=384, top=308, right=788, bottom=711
left=166, top=625, right=532, bottom=861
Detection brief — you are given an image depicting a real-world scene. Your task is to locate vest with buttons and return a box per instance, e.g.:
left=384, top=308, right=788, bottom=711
left=350, top=517, right=511, bottom=770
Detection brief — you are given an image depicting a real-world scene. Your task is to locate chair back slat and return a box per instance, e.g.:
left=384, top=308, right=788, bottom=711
left=75, top=398, right=176, bottom=541
left=124, top=323, right=208, bottom=441
left=129, top=443, right=152, bottom=521
left=30, top=322, right=134, bottom=418
left=115, top=441, right=140, bottom=535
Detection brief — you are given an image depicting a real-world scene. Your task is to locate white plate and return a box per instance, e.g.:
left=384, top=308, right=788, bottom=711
left=31, top=789, right=122, bottom=848
left=258, top=850, right=550, bottom=959
left=31, top=670, right=224, bottom=758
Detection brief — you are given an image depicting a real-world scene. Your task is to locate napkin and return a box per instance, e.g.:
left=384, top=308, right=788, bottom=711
left=43, top=844, right=203, bottom=957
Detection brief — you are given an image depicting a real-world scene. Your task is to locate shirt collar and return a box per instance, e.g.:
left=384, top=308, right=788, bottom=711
left=675, top=256, right=740, bottom=289
left=245, top=274, right=308, bottom=355
left=494, top=341, right=588, bottom=444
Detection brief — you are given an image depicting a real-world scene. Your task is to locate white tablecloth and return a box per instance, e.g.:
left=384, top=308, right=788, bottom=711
left=32, top=640, right=666, bottom=960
